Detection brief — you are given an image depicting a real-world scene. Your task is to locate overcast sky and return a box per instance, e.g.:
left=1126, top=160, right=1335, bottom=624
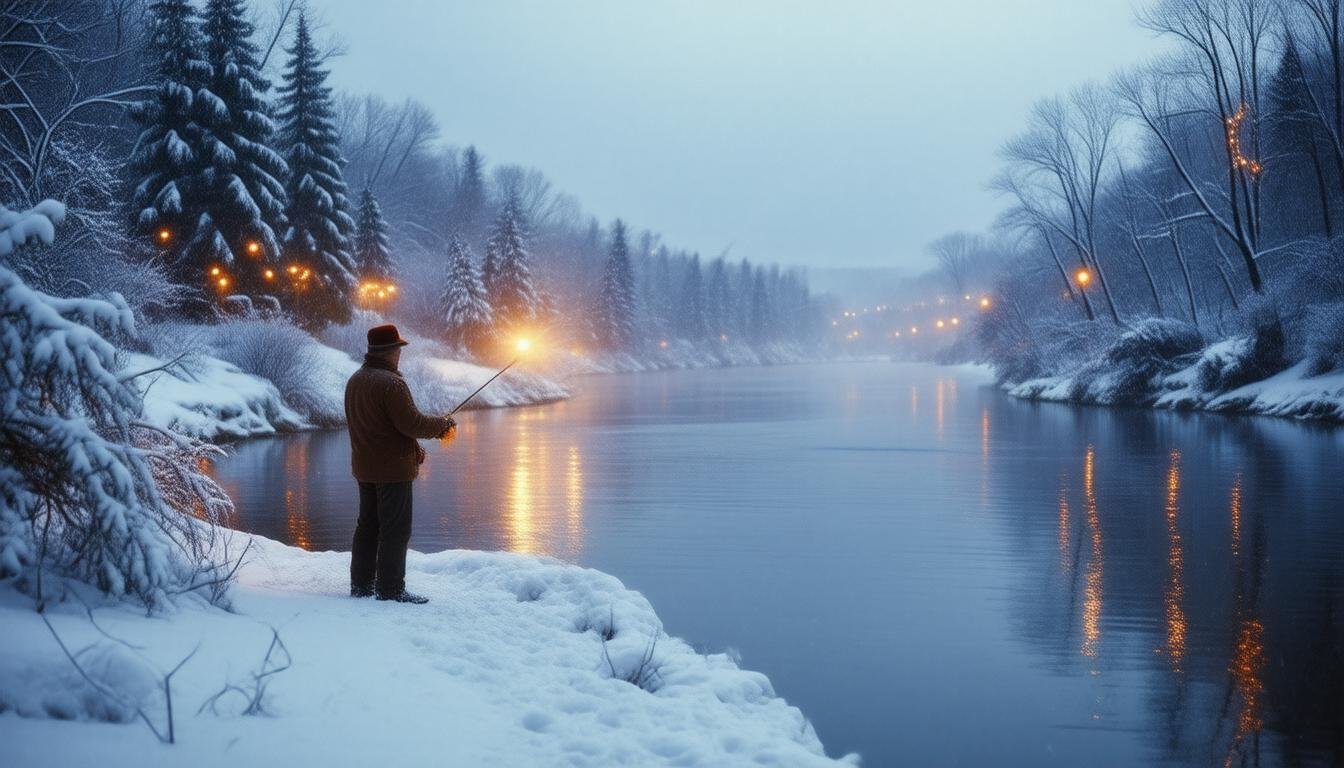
left=321, top=0, right=1163, bottom=271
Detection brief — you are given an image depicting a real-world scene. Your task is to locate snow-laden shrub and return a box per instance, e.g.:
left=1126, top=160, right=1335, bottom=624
left=1197, top=295, right=1286, bottom=392
left=208, top=319, right=340, bottom=425
left=317, top=309, right=385, bottom=359
left=0, top=202, right=232, bottom=606
left=1067, top=318, right=1203, bottom=404
left=1301, top=302, right=1344, bottom=374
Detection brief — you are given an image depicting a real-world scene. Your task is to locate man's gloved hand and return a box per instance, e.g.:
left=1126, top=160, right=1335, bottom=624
left=415, top=443, right=426, bottom=465
left=438, top=415, right=457, bottom=444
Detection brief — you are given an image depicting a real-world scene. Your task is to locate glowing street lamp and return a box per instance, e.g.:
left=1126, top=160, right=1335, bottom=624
left=450, top=337, right=535, bottom=415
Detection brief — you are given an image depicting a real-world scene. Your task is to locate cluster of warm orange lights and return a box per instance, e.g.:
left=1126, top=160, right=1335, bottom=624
left=358, top=280, right=397, bottom=300
left=208, top=265, right=230, bottom=291
left=1226, top=104, right=1262, bottom=176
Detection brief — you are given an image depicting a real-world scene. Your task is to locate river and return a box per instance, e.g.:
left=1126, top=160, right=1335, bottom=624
left=210, top=361, right=1344, bottom=767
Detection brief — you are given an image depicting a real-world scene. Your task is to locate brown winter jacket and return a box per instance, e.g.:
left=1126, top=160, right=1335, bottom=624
left=345, top=355, right=454, bottom=483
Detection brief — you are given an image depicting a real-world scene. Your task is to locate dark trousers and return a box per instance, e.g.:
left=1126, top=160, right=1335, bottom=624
left=351, top=481, right=413, bottom=596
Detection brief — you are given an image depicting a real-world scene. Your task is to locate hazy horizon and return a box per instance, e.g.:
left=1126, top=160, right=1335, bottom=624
left=322, top=0, right=1165, bottom=272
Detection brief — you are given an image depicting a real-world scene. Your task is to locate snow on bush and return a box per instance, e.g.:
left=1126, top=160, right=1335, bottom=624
left=1067, top=318, right=1203, bottom=403
left=1195, top=297, right=1286, bottom=393
left=207, top=319, right=356, bottom=426
left=1300, top=301, right=1344, bottom=374
left=0, top=202, right=232, bottom=606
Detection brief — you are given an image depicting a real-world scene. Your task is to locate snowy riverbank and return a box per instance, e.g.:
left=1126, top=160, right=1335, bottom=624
left=1001, top=319, right=1344, bottom=423
left=1, top=533, right=854, bottom=767
left=124, top=322, right=570, bottom=442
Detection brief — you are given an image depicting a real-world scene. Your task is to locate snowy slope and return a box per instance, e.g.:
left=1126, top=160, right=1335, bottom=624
left=0, top=534, right=854, bottom=767
left=124, top=351, right=306, bottom=440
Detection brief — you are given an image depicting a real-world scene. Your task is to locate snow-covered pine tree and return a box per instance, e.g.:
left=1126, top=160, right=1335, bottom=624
left=483, top=195, right=538, bottom=332
left=596, top=219, right=637, bottom=350
left=678, top=253, right=706, bottom=340
left=705, top=257, right=731, bottom=339
left=353, top=186, right=392, bottom=280
left=451, top=146, right=487, bottom=245
left=191, top=0, right=288, bottom=306
left=439, top=234, right=492, bottom=354
left=0, top=201, right=232, bottom=606
left=277, top=10, right=356, bottom=328
left=749, top=266, right=770, bottom=343
left=128, top=0, right=211, bottom=296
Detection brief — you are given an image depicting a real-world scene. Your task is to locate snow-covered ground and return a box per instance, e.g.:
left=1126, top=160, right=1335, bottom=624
left=1, top=533, right=854, bottom=767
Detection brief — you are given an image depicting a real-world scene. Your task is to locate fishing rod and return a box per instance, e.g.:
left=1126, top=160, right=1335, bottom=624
left=448, top=338, right=532, bottom=416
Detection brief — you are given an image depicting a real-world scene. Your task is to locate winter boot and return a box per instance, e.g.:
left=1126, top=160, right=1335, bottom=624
left=376, top=589, right=429, bottom=604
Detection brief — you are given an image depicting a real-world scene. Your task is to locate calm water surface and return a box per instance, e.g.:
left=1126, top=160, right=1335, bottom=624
left=211, top=362, right=1344, bottom=767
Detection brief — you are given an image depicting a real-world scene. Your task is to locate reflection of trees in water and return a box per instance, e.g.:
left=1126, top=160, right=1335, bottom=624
left=989, top=399, right=1343, bottom=766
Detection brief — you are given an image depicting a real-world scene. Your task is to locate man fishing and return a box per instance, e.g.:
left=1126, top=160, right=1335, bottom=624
left=344, top=324, right=455, bottom=604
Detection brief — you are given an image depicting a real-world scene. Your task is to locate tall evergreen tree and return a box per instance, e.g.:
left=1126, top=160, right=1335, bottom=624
left=128, top=0, right=211, bottom=302
left=749, top=267, right=770, bottom=343
left=597, top=219, right=637, bottom=350
left=678, top=253, right=706, bottom=339
left=440, top=234, right=493, bottom=353
left=1266, top=34, right=1337, bottom=239
left=734, top=258, right=754, bottom=336
left=192, top=0, right=288, bottom=301
left=353, top=187, right=392, bottom=280
left=451, top=145, right=487, bottom=244
left=277, top=10, right=356, bottom=327
left=705, top=257, right=731, bottom=339
left=483, top=195, right=537, bottom=331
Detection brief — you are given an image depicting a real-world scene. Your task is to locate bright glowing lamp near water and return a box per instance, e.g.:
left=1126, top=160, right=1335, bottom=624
left=450, top=337, right=535, bottom=416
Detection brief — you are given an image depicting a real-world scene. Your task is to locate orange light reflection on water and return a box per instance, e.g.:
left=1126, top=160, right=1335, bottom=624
left=1081, top=445, right=1103, bottom=663
left=1164, top=449, right=1186, bottom=673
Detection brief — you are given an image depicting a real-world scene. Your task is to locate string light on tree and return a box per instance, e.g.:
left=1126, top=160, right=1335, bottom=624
left=979, top=297, right=991, bottom=309
left=1226, top=103, right=1262, bottom=176
left=157, top=228, right=172, bottom=244
left=246, top=240, right=262, bottom=256
left=1075, top=268, right=1092, bottom=287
